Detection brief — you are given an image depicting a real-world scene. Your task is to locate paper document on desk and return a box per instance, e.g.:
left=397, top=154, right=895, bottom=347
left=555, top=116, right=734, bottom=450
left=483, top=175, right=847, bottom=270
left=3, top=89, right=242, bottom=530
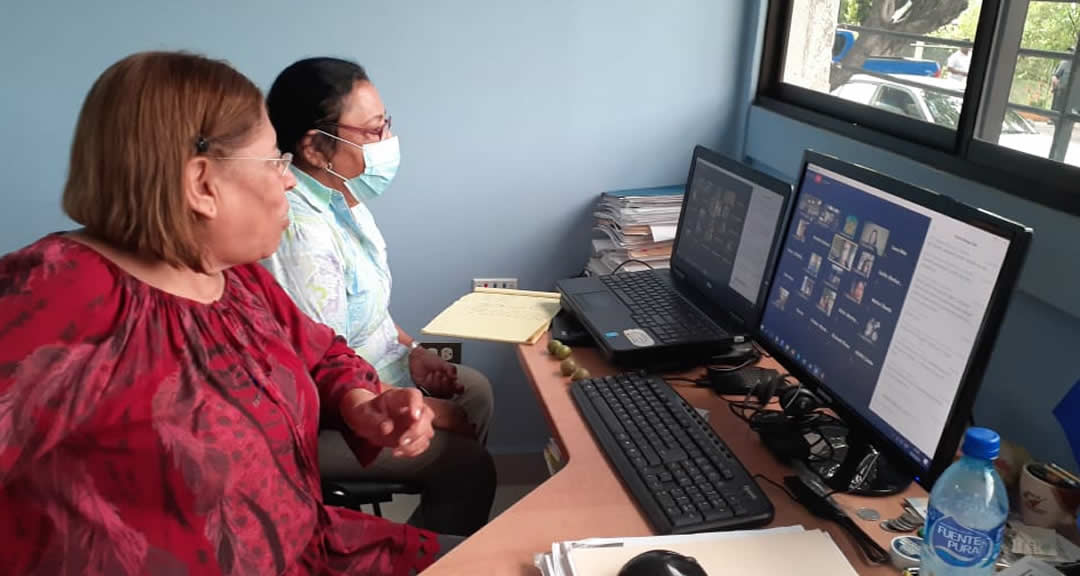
left=563, top=528, right=857, bottom=576
left=535, top=526, right=857, bottom=576
left=648, top=224, right=676, bottom=242
left=421, top=287, right=562, bottom=344
left=1010, top=522, right=1060, bottom=557
left=537, top=527, right=804, bottom=576
left=998, top=556, right=1066, bottom=576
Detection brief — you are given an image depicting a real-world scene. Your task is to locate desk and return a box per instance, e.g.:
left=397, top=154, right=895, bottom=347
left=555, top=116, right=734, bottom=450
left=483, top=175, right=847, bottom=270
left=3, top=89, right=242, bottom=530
left=426, top=336, right=925, bottom=575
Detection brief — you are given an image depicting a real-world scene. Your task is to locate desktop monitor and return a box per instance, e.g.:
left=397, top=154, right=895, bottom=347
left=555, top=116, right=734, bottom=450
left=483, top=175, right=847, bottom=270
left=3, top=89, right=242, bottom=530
left=669, top=146, right=792, bottom=331
left=758, top=151, right=1031, bottom=489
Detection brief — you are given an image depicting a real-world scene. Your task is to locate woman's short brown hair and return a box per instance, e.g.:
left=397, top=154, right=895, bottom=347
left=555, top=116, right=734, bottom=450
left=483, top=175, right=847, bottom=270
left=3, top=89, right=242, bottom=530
left=63, top=51, right=263, bottom=271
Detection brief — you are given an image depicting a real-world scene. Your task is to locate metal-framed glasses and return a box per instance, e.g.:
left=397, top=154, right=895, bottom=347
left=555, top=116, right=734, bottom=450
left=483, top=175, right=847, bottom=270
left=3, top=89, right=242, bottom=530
left=213, top=152, right=294, bottom=176
left=321, top=112, right=392, bottom=142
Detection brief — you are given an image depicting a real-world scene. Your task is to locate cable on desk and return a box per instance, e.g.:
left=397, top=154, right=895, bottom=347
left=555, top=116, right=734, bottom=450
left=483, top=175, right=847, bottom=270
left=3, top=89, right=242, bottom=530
left=610, top=259, right=655, bottom=275
left=753, top=474, right=798, bottom=502
left=704, top=356, right=758, bottom=373
left=663, top=376, right=704, bottom=388
left=725, top=397, right=772, bottom=424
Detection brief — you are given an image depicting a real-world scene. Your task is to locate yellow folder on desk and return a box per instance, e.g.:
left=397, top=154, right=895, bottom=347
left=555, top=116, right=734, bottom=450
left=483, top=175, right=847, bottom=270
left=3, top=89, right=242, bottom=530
left=420, top=287, right=562, bottom=344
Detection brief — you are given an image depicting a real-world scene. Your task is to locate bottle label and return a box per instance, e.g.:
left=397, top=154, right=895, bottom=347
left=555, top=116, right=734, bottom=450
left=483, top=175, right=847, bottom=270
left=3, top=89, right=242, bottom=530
left=927, top=507, right=1004, bottom=568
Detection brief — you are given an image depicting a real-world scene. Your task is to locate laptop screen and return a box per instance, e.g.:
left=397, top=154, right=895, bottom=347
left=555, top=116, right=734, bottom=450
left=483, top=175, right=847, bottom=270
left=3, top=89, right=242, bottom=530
left=672, top=154, right=788, bottom=319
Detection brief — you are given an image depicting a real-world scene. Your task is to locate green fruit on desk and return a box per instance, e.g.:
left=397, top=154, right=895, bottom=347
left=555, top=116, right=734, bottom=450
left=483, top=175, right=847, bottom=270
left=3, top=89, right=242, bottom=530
left=571, top=367, right=592, bottom=381
left=560, top=359, right=577, bottom=376
left=554, top=345, right=572, bottom=360
left=547, top=339, right=563, bottom=354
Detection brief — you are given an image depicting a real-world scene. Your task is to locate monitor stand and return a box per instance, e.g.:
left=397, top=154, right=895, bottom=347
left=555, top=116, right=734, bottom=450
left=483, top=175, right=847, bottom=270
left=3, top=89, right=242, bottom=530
left=821, top=434, right=912, bottom=496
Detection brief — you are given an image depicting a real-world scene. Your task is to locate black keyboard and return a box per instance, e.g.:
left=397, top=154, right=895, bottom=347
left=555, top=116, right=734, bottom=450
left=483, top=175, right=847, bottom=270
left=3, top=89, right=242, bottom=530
left=571, top=372, right=774, bottom=534
left=600, top=272, right=723, bottom=344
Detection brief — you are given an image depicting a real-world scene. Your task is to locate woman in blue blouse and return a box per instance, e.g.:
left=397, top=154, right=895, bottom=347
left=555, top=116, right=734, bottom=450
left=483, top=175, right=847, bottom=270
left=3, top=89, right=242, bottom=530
left=262, top=57, right=495, bottom=537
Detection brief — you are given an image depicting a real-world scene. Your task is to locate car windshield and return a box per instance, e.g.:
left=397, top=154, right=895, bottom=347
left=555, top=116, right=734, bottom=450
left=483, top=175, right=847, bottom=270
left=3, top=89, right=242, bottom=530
left=924, top=91, right=961, bottom=129
left=920, top=87, right=1035, bottom=134
left=1001, top=110, right=1035, bottom=134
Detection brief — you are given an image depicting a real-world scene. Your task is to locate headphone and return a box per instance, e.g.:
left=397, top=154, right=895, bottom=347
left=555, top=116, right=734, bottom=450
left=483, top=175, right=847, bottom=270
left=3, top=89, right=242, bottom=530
left=778, top=384, right=822, bottom=418
left=744, top=373, right=822, bottom=417
left=746, top=371, right=787, bottom=405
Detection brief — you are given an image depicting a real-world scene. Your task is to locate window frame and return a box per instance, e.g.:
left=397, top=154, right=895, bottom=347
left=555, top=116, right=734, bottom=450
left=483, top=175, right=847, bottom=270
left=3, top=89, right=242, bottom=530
left=757, top=0, right=1080, bottom=218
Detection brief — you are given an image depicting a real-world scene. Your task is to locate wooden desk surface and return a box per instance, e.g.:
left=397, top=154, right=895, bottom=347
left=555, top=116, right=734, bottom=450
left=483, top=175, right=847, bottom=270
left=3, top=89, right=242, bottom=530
left=426, top=336, right=925, bottom=575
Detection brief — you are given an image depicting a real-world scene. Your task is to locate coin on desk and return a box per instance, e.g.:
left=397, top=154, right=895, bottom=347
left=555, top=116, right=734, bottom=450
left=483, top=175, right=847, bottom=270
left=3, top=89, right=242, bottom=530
left=856, top=507, right=881, bottom=521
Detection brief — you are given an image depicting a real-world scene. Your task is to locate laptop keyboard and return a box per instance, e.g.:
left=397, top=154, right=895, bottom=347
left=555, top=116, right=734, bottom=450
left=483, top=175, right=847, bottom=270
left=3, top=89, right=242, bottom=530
left=600, top=272, right=723, bottom=344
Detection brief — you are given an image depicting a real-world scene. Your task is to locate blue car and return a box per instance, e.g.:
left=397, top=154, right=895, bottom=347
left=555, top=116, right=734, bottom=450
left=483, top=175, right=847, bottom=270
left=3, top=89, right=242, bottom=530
left=833, top=29, right=942, bottom=77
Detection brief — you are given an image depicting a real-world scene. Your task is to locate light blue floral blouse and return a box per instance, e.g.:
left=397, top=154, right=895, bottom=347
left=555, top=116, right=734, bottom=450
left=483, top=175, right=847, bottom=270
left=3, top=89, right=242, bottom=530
left=262, top=167, right=411, bottom=387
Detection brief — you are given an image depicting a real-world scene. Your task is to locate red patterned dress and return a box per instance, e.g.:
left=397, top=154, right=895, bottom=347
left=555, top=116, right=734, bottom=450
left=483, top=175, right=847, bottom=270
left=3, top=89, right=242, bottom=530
left=0, top=235, right=439, bottom=575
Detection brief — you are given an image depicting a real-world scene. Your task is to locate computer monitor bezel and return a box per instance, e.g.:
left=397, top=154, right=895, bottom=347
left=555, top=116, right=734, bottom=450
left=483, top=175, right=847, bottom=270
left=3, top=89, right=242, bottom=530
left=755, top=150, right=1031, bottom=489
left=669, top=145, right=794, bottom=334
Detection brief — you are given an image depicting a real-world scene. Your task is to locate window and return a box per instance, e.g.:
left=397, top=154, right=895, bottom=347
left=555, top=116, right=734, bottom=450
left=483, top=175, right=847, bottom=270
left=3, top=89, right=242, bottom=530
left=975, top=1, right=1080, bottom=168
left=779, top=0, right=982, bottom=133
left=760, top=0, right=1080, bottom=215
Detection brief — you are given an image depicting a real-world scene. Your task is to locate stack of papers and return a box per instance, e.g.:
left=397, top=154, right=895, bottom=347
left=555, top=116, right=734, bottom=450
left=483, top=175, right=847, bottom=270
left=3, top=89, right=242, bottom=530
left=586, top=185, right=683, bottom=276
left=1007, top=521, right=1080, bottom=565
left=1000, top=556, right=1067, bottom=576
left=420, top=288, right=562, bottom=344
left=535, top=526, right=858, bottom=576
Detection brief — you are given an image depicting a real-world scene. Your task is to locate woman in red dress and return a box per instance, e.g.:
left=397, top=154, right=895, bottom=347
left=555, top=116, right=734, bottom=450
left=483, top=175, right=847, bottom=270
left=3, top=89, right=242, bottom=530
left=0, top=51, right=451, bottom=575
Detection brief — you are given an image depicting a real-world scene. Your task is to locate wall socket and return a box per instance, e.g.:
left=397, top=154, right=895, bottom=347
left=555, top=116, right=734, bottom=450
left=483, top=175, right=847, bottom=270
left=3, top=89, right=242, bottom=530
left=473, top=277, right=518, bottom=290
left=417, top=341, right=462, bottom=364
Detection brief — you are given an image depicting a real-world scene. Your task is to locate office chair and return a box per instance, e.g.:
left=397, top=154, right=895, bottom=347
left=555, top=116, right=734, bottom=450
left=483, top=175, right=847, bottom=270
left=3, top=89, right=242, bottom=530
left=322, top=479, right=423, bottom=517
left=318, top=430, right=423, bottom=517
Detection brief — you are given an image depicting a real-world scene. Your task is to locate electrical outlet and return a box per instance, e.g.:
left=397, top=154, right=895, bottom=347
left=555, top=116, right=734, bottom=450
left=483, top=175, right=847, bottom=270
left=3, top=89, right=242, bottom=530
left=417, top=342, right=462, bottom=364
left=472, top=277, right=518, bottom=290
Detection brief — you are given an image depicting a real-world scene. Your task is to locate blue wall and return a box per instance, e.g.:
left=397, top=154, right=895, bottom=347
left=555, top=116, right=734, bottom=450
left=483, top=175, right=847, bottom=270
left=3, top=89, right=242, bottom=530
left=732, top=0, right=1080, bottom=471
left=0, top=1, right=747, bottom=453
left=741, top=104, right=1080, bottom=471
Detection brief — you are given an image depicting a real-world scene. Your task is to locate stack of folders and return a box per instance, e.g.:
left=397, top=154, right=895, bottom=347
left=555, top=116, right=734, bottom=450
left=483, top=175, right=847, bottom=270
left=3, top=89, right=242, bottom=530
left=586, top=185, right=684, bottom=276
left=535, top=526, right=858, bottom=576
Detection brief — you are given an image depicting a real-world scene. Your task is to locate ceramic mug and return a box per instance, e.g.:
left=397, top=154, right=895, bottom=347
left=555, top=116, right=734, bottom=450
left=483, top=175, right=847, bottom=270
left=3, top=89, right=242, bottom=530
left=1020, top=462, right=1080, bottom=529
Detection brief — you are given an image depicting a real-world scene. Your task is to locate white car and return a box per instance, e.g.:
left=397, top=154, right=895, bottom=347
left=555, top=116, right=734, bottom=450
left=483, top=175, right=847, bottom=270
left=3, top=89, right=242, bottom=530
left=831, top=74, right=1080, bottom=166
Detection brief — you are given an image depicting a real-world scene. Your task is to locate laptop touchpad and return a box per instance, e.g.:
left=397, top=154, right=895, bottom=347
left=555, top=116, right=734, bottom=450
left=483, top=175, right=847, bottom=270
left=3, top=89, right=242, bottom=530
left=579, top=290, right=621, bottom=310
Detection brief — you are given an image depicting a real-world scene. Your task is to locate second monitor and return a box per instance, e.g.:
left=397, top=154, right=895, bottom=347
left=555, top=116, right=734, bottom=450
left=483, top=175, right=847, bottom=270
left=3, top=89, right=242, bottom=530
left=758, top=151, right=1031, bottom=490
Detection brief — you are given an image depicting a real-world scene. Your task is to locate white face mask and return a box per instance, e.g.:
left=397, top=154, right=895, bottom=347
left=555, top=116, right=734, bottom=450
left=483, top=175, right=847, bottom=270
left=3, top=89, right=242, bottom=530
left=317, top=130, right=400, bottom=202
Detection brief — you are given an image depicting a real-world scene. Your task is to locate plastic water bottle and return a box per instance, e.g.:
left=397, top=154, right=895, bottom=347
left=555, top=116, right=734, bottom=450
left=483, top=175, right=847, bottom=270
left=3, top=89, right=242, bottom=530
left=921, top=428, right=1008, bottom=576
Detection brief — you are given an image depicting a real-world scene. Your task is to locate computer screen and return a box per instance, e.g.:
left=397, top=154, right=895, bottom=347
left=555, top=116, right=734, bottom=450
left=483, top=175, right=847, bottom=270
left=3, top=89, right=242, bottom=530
left=759, top=154, right=1027, bottom=480
left=673, top=152, right=787, bottom=313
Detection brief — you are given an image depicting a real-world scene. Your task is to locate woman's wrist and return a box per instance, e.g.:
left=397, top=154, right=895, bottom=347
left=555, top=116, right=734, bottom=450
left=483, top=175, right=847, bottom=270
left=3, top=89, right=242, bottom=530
left=396, top=324, right=414, bottom=349
left=341, top=387, right=377, bottom=410
left=339, top=388, right=377, bottom=431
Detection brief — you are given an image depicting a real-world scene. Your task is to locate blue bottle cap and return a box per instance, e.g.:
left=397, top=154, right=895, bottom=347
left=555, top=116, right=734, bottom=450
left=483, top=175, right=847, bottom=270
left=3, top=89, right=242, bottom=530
left=962, top=427, right=1000, bottom=460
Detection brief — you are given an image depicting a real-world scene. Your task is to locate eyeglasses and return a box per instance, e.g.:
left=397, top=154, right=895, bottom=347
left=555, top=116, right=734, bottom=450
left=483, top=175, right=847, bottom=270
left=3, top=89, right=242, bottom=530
left=213, top=152, right=294, bottom=176
left=321, top=113, right=392, bottom=142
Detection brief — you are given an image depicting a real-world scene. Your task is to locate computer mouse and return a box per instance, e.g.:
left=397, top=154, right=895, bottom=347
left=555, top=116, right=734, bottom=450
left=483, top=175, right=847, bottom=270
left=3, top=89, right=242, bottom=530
left=618, top=549, right=708, bottom=576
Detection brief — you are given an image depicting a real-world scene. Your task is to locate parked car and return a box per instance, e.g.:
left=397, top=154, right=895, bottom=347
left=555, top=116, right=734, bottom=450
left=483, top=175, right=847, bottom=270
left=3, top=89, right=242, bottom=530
left=831, top=74, right=1080, bottom=165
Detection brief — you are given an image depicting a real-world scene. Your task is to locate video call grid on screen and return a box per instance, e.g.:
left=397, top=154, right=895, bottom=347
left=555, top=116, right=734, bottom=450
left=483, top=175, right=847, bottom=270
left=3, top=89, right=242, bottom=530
left=677, top=158, right=785, bottom=307
left=760, top=162, right=1010, bottom=469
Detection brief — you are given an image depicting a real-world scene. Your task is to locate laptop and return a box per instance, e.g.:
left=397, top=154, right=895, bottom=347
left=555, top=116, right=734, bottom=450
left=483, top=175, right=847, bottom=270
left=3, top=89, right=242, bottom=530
left=557, top=145, right=793, bottom=367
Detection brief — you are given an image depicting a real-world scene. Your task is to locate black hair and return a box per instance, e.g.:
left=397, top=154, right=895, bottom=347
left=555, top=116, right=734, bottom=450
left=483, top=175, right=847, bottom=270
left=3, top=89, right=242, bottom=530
left=266, top=57, right=369, bottom=162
